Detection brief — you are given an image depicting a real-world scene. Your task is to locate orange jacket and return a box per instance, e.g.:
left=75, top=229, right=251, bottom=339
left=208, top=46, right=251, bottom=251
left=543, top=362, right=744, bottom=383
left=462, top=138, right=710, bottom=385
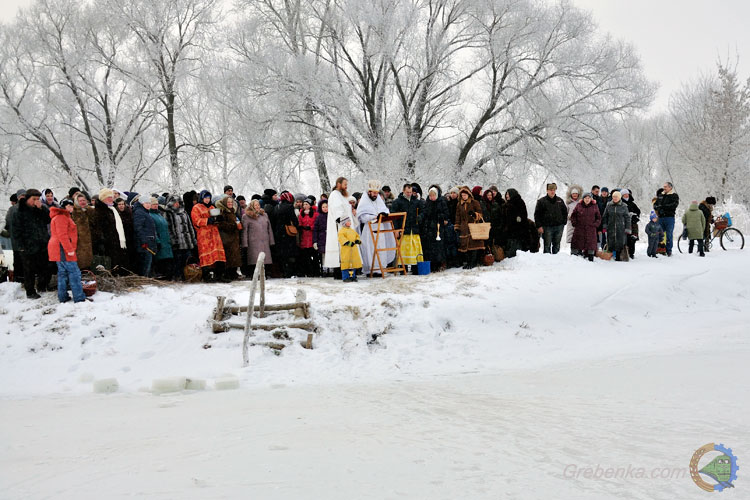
left=47, top=207, right=78, bottom=262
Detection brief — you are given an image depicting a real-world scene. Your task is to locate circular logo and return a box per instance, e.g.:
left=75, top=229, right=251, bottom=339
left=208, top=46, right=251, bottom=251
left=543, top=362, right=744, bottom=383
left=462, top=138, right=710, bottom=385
left=690, top=443, right=739, bottom=492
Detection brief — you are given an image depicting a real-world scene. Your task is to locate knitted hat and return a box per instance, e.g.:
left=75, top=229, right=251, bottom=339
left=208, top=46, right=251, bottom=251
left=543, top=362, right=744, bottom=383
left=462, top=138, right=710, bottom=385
left=149, top=197, right=159, bottom=205
left=471, top=186, right=482, bottom=198
left=15, top=189, right=27, bottom=198
left=199, top=190, right=212, bottom=201
left=582, top=192, right=593, bottom=200
left=280, top=191, right=294, bottom=203
left=223, top=185, right=233, bottom=193
left=650, top=211, right=658, bottom=221
left=428, top=186, right=439, bottom=197
left=294, top=193, right=306, bottom=202
left=449, top=186, right=460, bottom=195
left=99, top=188, right=115, bottom=201
left=303, top=198, right=314, bottom=206
left=570, top=187, right=580, bottom=195
left=601, top=186, right=609, bottom=193
left=621, top=189, right=630, bottom=196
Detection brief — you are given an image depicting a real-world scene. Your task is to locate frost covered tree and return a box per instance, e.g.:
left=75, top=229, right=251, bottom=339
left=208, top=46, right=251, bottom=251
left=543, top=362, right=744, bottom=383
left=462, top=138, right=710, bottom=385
left=665, top=61, right=750, bottom=204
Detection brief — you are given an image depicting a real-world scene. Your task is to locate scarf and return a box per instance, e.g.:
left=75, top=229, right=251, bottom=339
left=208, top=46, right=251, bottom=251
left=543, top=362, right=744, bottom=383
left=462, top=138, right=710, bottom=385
left=109, top=205, right=127, bottom=249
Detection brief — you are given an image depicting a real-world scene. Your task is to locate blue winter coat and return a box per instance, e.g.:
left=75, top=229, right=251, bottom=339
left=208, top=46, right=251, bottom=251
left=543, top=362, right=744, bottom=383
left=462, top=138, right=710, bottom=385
left=133, top=203, right=157, bottom=253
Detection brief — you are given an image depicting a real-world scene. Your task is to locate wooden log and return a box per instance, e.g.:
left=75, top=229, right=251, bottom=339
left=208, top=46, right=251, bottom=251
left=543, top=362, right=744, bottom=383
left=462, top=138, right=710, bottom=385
left=227, top=302, right=309, bottom=314
left=259, top=265, right=266, bottom=318
left=294, top=289, right=307, bottom=318
left=242, top=252, right=264, bottom=367
left=213, top=320, right=316, bottom=333
left=303, top=333, right=314, bottom=350
left=249, top=341, right=287, bottom=351
left=213, top=296, right=226, bottom=322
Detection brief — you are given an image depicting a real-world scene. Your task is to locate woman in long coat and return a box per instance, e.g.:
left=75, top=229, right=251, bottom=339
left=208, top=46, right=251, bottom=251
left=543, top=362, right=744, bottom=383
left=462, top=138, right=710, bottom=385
left=570, top=192, right=601, bottom=261
left=565, top=184, right=582, bottom=245
left=149, top=198, right=174, bottom=278
left=191, top=190, right=227, bottom=281
left=500, top=189, right=528, bottom=258
left=420, top=185, right=449, bottom=272
left=455, top=187, right=484, bottom=269
left=602, top=191, right=631, bottom=261
left=71, top=192, right=93, bottom=270
left=271, top=192, right=299, bottom=278
left=215, top=196, right=242, bottom=280
left=241, top=199, right=274, bottom=276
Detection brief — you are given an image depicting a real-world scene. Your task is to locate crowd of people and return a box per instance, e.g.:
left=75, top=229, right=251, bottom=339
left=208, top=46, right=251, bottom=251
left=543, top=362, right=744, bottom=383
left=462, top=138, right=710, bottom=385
left=1, top=177, right=718, bottom=301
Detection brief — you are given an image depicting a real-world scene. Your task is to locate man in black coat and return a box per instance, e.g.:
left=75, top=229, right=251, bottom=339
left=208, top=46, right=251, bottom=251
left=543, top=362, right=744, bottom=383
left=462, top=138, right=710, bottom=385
left=10, top=189, right=50, bottom=298
left=534, top=183, right=568, bottom=254
left=655, top=181, right=680, bottom=256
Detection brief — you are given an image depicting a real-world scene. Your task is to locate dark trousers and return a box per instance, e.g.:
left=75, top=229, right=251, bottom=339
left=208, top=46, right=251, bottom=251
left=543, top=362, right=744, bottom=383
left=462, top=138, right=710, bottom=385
left=647, top=237, right=660, bottom=256
left=21, top=250, right=50, bottom=296
left=12, top=250, right=24, bottom=282
left=171, top=249, right=192, bottom=281
left=542, top=225, right=565, bottom=254
left=688, top=239, right=705, bottom=255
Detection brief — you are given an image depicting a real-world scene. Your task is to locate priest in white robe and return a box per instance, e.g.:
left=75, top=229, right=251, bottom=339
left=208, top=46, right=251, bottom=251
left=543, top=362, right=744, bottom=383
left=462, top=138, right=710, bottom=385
left=357, top=180, right=396, bottom=275
left=324, top=177, right=361, bottom=270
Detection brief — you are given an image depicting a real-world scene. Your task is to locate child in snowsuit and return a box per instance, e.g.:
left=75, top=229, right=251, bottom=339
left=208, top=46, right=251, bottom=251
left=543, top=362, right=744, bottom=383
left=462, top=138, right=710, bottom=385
left=645, top=211, right=664, bottom=258
left=337, top=216, right=362, bottom=282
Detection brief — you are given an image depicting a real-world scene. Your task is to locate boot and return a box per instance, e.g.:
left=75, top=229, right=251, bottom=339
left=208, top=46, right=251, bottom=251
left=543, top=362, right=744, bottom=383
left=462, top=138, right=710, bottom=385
left=201, top=267, right=212, bottom=283
left=588, top=254, right=594, bottom=262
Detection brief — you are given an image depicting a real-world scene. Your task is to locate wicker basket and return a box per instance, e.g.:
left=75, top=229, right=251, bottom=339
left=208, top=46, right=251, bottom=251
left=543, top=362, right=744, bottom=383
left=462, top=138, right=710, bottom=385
left=468, top=218, right=491, bottom=240
left=715, top=218, right=728, bottom=230
left=184, top=258, right=202, bottom=283
left=81, top=270, right=97, bottom=297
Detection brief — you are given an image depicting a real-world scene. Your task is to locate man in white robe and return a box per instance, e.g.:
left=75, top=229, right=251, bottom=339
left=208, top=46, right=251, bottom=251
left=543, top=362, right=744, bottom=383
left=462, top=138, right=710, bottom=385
left=324, top=177, right=361, bottom=271
left=357, top=180, right=396, bottom=275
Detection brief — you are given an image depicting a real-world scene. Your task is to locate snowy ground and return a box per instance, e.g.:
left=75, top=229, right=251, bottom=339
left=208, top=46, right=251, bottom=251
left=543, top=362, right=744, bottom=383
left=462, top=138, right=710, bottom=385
left=0, top=245, right=748, bottom=498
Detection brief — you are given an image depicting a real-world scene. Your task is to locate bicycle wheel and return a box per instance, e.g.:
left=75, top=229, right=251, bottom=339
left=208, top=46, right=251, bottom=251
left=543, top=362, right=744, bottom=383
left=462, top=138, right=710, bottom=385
left=677, top=235, right=685, bottom=253
left=720, top=227, right=745, bottom=250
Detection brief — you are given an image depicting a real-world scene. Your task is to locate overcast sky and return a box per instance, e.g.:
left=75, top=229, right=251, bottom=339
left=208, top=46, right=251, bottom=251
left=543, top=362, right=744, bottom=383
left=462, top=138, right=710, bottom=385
left=1, top=0, right=748, bottom=113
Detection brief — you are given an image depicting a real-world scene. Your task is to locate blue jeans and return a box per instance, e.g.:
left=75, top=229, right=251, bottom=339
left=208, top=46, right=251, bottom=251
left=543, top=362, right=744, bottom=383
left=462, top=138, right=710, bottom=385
left=138, top=250, right=153, bottom=277
left=57, top=249, right=86, bottom=303
left=659, top=217, right=675, bottom=254
left=542, top=225, right=565, bottom=254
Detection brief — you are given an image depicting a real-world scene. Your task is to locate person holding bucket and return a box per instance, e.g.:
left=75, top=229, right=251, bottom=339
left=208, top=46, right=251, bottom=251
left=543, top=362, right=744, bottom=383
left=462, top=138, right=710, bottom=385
left=337, top=216, right=362, bottom=282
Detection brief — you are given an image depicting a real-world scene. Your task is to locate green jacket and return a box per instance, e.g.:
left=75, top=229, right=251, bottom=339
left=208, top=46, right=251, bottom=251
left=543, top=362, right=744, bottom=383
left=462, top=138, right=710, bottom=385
left=682, top=203, right=706, bottom=240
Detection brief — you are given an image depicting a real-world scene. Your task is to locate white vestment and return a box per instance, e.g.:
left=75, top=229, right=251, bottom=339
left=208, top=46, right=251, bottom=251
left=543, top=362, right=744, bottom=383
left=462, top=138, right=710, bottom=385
left=324, top=190, right=361, bottom=268
left=356, top=194, right=396, bottom=274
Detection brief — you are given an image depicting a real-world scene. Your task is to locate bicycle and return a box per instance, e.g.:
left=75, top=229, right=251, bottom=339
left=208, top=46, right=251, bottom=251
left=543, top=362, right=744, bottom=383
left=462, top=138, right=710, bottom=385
left=677, top=214, right=744, bottom=253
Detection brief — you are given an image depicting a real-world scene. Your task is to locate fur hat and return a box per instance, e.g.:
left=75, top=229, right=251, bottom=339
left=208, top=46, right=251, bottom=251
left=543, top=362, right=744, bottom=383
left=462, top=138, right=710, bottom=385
left=546, top=183, right=557, bottom=191
left=99, top=188, right=115, bottom=201
left=367, top=180, right=381, bottom=192
left=263, top=188, right=277, bottom=198
left=67, top=187, right=81, bottom=199
left=705, top=196, right=717, bottom=205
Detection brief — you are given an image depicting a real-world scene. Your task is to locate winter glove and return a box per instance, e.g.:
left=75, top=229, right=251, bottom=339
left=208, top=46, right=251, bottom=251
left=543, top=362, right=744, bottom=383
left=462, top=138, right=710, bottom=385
left=313, top=243, right=318, bottom=250
left=207, top=216, right=216, bottom=225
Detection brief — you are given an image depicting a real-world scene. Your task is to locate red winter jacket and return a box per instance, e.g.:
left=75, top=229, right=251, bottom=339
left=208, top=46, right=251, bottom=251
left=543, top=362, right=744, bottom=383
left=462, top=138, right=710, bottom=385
left=298, top=210, right=317, bottom=249
left=47, top=207, right=78, bottom=262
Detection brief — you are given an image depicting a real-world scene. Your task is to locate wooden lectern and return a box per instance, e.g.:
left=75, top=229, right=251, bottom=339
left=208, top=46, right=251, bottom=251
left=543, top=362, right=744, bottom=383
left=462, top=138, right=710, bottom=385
left=367, top=212, right=407, bottom=278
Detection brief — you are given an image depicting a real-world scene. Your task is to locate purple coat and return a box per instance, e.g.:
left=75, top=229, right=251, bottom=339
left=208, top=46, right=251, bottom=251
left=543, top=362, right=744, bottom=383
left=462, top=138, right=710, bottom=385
left=312, top=206, right=328, bottom=253
left=570, top=201, right=601, bottom=253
